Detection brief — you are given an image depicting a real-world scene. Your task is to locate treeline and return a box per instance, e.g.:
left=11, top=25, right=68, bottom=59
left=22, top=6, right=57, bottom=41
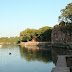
left=20, top=26, right=52, bottom=42
left=0, top=37, right=19, bottom=43
left=0, top=26, right=52, bottom=43
left=59, top=2, right=72, bottom=34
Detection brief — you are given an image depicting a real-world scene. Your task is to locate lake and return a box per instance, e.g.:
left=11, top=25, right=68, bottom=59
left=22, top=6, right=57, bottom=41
left=0, top=45, right=55, bottom=72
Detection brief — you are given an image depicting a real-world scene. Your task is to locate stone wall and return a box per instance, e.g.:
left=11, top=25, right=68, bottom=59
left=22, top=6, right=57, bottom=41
left=51, top=25, right=72, bottom=45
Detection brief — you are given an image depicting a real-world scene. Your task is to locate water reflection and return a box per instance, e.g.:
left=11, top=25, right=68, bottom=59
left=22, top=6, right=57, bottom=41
left=19, top=45, right=52, bottom=63
left=0, top=45, right=55, bottom=72
left=51, top=47, right=72, bottom=65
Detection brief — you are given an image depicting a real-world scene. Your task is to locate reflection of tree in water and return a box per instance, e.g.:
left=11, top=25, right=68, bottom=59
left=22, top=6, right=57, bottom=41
left=66, top=57, right=72, bottom=68
left=19, top=46, right=52, bottom=63
left=51, top=47, right=72, bottom=65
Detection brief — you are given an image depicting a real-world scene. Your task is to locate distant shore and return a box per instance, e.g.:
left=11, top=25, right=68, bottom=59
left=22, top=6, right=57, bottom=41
left=0, top=42, right=16, bottom=45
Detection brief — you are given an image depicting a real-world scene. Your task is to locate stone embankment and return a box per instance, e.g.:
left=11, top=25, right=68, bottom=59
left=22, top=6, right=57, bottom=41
left=52, top=55, right=70, bottom=72
left=52, top=43, right=72, bottom=48
left=18, top=42, right=51, bottom=46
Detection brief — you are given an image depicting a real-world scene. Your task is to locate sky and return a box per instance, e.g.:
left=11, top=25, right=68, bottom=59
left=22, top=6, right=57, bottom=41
left=0, top=0, right=72, bottom=37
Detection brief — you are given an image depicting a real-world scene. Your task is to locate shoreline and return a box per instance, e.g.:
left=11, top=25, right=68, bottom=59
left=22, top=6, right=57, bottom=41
left=18, top=42, right=51, bottom=46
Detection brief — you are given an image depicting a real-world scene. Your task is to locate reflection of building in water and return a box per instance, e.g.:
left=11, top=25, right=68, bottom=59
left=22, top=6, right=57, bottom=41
left=51, top=47, right=72, bottom=72
left=51, top=47, right=72, bottom=65
left=66, top=57, right=72, bottom=67
left=25, top=46, right=39, bottom=56
left=25, top=45, right=39, bottom=54
left=25, top=45, right=39, bottom=49
left=19, top=46, right=52, bottom=63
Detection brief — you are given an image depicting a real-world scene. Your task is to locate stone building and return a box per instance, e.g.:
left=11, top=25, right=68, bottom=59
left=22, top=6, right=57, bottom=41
left=51, top=25, right=72, bottom=45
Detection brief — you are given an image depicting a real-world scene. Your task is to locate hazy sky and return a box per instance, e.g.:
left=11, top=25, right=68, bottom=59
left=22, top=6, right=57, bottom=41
left=0, top=0, right=72, bottom=37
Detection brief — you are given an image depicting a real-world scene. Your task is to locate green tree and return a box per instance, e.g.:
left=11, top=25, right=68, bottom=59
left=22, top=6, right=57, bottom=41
left=59, top=3, right=72, bottom=40
left=59, top=21, right=67, bottom=33
left=59, top=3, right=72, bottom=23
left=20, top=26, right=52, bottom=42
left=0, top=36, right=19, bottom=44
left=20, top=28, right=37, bottom=42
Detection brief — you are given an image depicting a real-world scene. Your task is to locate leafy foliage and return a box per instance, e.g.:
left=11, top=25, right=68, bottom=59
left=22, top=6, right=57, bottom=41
left=59, top=3, right=72, bottom=23
left=0, top=37, right=20, bottom=43
left=20, top=26, right=52, bottom=42
left=59, top=3, right=72, bottom=34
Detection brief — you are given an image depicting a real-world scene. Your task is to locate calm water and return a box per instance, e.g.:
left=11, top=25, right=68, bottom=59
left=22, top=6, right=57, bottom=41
left=0, top=45, right=55, bottom=72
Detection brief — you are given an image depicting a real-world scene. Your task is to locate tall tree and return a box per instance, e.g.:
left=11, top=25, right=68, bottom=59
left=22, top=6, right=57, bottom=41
left=59, top=3, right=72, bottom=23
left=59, top=3, right=72, bottom=35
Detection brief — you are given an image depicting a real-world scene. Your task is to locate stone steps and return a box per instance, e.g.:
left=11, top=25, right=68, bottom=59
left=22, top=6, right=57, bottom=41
left=52, top=67, right=70, bottom=72
left=52, top=55, right=70, bottom=72
left=56, top=55, right=67, bottom=67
